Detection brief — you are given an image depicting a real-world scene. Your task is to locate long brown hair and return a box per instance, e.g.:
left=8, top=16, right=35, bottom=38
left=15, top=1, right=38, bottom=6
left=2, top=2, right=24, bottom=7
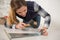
left=7, top=0, right=27, bottom=26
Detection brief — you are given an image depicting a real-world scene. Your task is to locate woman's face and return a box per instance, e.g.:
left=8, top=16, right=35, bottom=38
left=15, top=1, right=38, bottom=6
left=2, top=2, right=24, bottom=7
left=16, top=6, right=27, bottom=17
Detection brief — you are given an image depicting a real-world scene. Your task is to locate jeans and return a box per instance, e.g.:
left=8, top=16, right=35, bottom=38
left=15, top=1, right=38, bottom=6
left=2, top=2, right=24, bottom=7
left=23, top=15, right=41, bottom=28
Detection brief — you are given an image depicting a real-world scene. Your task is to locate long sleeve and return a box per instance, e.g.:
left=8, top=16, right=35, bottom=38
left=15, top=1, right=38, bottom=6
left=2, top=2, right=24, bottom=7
left=38, top=8, right=51, bottom=28
left=34, top=2, right=51, bottom=28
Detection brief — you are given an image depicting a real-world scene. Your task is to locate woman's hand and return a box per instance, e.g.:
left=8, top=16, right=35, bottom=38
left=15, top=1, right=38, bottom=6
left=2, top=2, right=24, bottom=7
left=16, top=22, right=26, bottom=29
left=38, top=27, right=48, bottom=36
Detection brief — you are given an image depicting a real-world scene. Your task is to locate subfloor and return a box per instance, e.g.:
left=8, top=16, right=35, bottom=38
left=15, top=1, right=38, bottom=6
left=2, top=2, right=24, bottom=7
left=0, top=21, right=60, bottom=40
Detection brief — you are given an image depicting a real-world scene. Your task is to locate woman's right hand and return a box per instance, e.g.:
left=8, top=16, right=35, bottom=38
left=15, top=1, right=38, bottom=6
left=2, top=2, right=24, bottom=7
left=16, top=22, right=26, bottom=29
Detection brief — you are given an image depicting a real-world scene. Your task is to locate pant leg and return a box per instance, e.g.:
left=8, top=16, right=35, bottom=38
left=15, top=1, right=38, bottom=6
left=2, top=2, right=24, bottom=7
left=32, top=15, right=41, bottom=28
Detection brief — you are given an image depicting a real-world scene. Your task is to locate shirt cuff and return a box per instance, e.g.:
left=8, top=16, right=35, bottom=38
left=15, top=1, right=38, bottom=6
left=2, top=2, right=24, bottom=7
left=12, top=24, right=16, bottom=29
left=38, top=24, right=48, bottom=29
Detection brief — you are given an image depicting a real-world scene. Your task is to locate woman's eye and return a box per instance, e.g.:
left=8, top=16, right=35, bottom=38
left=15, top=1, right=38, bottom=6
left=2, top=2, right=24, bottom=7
left=24, top=10, right=26, bottom=11
left=19, top=12, right=21, bottom=13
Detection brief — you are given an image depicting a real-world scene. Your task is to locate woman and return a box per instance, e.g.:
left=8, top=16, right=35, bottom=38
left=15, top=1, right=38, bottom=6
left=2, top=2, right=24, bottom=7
left=6, top=0, right=51, bottom=36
